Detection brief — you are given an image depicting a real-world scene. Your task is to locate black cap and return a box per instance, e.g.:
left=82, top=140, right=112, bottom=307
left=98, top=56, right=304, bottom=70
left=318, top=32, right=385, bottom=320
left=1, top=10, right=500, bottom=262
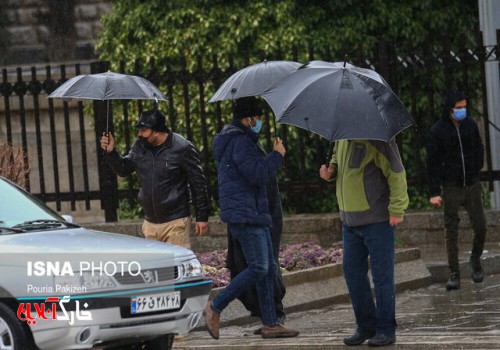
left=135, top=110, right=168, bottom=132
left=232, top=96, right=262, bottom=120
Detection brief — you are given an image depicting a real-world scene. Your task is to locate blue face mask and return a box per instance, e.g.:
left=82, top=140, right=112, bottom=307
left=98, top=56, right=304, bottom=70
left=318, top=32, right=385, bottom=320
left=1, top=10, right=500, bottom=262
left=251, top=119, right=263, bottom=133
left=452, top=108, right=467, bottom=121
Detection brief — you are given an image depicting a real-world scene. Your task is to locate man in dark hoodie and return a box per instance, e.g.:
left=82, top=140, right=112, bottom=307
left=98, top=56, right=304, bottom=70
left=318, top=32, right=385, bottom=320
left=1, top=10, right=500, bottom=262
left=426, top=90, right=487, bottom=291
left=203, top=96, right=299, bottom=340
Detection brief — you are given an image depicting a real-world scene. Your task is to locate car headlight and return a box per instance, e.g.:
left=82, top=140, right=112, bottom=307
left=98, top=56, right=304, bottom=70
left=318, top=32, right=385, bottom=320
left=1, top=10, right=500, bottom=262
left=182, top=258, right=204, bottom=278
left=54, top=271, right=116, bottom=293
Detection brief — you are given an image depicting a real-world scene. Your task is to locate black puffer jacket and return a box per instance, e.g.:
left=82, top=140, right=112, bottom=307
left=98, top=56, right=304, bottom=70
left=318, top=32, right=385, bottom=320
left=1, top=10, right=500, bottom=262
left=426, top=116, right=484, bottom=197
left=105, top=133, right=209, bottom=224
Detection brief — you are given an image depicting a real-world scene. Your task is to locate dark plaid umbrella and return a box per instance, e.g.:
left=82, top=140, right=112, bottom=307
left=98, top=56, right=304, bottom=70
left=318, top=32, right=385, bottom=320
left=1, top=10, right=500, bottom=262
left=48, top=71, right=167, bottom=133
left=209, top=60, right=302, bottom=103
left=261, top=61, right=415, bottom=142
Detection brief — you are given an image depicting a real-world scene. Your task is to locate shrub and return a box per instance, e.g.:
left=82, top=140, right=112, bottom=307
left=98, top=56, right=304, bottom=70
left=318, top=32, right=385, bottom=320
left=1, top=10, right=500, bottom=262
left=196, top=242, right=343, bottom=288
left=280, top=242, right=343, bottom=271
left=0, top=142, right=30, bottom=188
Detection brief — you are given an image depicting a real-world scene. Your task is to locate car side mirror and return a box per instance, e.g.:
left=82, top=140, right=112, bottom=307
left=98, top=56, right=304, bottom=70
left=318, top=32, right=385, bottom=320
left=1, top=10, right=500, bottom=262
left=62, top=215, right=75, bottom=224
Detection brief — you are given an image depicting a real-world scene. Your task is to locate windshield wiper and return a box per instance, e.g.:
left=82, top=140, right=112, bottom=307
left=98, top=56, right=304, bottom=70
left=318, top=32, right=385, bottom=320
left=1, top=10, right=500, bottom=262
left=12, top=219, right=79, bottom=231
left=0, top=226, right=25, bottom=234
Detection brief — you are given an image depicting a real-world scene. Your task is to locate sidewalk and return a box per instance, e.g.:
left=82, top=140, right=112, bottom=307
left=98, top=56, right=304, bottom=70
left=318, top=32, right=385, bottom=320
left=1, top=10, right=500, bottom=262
left=173, top=243, right=500, bottom=349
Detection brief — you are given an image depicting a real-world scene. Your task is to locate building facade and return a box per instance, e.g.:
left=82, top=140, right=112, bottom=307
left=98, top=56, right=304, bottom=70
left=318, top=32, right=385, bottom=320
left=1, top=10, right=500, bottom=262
left=1, top=0, right=111, bottom=66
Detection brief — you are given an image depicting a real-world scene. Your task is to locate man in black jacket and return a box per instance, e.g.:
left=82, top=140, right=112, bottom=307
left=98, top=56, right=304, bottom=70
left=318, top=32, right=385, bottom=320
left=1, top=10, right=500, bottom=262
left=426, top=90, right=487, bottom=290
left=100, top=109, right=209, bottom=248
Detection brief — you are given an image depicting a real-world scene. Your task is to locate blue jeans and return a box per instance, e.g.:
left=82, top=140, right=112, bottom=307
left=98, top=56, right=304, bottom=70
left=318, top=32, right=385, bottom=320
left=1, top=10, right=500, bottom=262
left=211, top=224, right=277, bottom=327
left=342, top=221, right=396, bottom=337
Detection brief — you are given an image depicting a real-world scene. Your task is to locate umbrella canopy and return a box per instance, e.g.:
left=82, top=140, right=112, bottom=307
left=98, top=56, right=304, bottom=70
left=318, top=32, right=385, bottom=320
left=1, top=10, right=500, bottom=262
left=209, top=60, right=302, bottom=103
left=261, top=61, right=415, bottom=142
left=48, top=71, right=167, bottom=134
left=48, top=71, right=167, bottom=102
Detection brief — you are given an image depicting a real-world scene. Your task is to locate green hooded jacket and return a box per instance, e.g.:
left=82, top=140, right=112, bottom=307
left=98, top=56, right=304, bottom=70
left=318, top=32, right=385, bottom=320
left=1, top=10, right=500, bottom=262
left=330, top=140, right=409, bottom=227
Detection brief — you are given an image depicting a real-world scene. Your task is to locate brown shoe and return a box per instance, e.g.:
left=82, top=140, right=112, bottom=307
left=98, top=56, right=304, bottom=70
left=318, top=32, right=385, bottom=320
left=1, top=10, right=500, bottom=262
left=203, top=302, right=220, bottom=340
left=261, top=324, right=299, bottom=339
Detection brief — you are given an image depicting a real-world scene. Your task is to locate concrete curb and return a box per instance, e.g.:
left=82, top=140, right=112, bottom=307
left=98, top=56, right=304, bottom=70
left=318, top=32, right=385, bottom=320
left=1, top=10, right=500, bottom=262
left=200, top=248, right=432, bottom=329
left=427, top=254, right=500, bottom=283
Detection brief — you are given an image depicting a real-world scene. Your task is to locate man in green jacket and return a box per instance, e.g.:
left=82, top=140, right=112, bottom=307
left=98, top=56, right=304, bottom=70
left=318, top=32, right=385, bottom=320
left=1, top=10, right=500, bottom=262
left=320, top=139, right=409, bottom=347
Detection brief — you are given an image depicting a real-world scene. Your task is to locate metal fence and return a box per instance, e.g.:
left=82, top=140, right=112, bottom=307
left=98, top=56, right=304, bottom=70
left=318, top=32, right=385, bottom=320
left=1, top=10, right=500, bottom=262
left=1, top=40, right=499, bottom=222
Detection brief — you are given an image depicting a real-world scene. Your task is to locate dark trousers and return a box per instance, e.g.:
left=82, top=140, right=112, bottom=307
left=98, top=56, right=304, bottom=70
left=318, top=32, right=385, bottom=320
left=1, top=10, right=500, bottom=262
left=443, top=182, right=487, bottom=274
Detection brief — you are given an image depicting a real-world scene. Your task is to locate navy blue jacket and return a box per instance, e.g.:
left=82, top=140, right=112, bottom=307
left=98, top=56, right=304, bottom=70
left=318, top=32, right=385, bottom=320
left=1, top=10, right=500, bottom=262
left=212, top=121, right=283, bottom=226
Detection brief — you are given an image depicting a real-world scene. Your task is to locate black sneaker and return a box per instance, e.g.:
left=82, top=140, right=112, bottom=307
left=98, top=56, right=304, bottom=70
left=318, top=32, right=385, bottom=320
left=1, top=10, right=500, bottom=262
left=343, top=329, right=376, bottom=346
left=470, top=257, right=484, bottom=283
left=446, top=272, right=460, bottom=291
left=367, top=334, right=396, bottom=347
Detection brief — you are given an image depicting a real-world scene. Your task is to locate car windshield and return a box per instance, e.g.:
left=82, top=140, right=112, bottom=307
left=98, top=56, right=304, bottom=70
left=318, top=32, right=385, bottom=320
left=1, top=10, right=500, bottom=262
left=0, top=177, right=64, bottom=229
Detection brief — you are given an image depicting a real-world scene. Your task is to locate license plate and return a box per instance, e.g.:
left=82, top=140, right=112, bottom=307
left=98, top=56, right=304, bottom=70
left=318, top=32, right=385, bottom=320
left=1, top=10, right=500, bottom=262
left=131, top=291, right=181, bottom=314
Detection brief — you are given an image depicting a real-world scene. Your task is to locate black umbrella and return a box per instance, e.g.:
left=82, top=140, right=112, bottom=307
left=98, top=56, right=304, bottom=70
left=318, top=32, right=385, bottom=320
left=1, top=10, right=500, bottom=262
left=48, top=71, right=167, bottom=133
left=209, top=60, right=302, bottom=102
left=261, top=61, right=415, bottom=143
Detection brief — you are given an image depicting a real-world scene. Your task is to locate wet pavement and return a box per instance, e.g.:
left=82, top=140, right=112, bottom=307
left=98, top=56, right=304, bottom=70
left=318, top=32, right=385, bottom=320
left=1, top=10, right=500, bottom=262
left=174, top=273, right=500, bottom=349
left=417, top=242, right=500, bottom=267
left=173, top=244, right=500, bottom=349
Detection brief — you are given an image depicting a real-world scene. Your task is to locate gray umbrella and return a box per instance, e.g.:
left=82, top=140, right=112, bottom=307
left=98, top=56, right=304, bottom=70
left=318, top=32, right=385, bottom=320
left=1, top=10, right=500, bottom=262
left=209, top=60, right=302, bottom=103
left=261, top=61, right=415, bottom=143
left=48, top=71, right=167, bottom=133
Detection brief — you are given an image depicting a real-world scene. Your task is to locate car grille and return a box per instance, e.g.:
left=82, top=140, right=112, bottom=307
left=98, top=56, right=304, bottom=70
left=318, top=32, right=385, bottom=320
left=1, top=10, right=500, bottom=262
left=114, top=266, right=179, bottom=285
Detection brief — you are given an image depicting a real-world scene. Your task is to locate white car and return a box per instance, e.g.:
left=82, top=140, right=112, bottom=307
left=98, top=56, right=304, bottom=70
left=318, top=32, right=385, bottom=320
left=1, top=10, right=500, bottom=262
left=0, top=176, right=212, bottom=350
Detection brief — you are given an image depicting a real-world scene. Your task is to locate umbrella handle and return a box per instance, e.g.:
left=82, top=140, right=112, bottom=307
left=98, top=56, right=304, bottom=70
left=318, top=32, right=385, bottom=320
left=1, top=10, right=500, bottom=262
left=103, top=100, right=110, bottom=158
left=325, top=143, right=333, bottom=166
left=106, top=100, right=110, bottom=135
left=272, top=114, right=278, bottom=138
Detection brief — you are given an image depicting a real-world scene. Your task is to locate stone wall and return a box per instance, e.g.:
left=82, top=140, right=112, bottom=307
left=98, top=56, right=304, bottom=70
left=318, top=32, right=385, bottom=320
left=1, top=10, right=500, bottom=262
left=2, top=0, right=111, bottom=65
left=85, top=210, right=500, bottom=253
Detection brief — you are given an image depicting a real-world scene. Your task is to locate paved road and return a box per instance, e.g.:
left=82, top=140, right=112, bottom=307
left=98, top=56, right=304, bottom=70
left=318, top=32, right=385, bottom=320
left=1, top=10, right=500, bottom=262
left=173, top=272, right=500, bottom=349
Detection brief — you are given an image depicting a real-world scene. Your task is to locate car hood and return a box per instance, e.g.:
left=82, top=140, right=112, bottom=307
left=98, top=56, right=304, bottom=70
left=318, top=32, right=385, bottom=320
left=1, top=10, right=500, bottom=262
left=0, top=227, right=195, bottom=264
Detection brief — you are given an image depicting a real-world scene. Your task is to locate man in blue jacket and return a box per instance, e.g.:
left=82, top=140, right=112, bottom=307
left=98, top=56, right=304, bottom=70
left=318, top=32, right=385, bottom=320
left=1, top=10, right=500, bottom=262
left=426, top=90, right=487, bottom=290
left=225, top=112, right=287, bottom=332
left=203, top=97, right=299, bottom=340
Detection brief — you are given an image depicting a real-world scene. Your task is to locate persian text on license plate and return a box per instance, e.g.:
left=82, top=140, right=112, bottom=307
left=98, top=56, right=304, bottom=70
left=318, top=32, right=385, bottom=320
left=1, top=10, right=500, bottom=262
left=131, top=291, right=181, bottom=314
